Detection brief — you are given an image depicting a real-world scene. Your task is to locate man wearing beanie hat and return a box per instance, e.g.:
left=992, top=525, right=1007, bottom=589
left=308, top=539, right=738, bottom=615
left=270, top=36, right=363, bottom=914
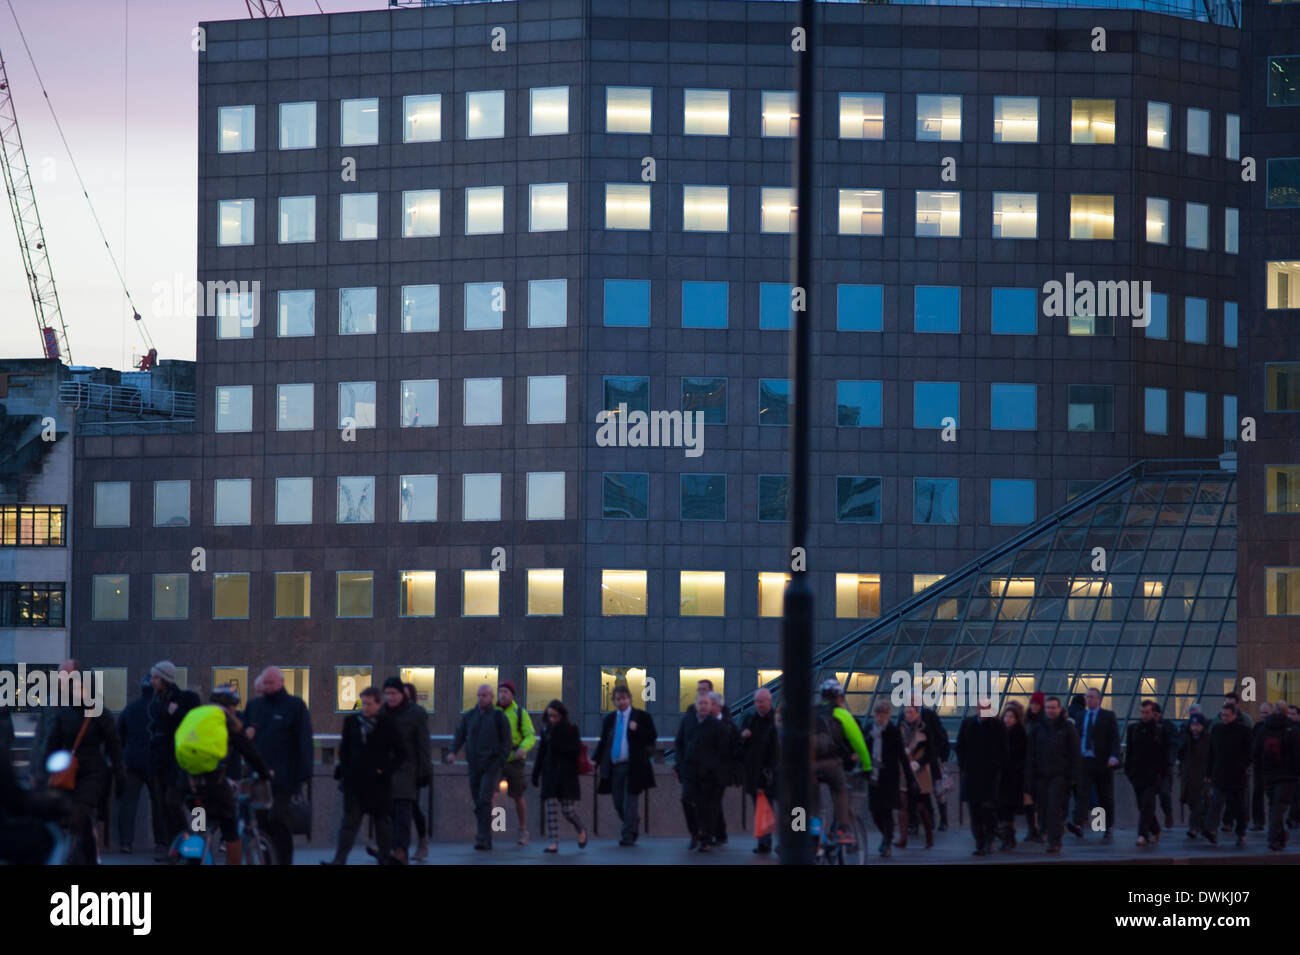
left=1178, top=712, right=1211, bottom=838
left=379, top=676, right=430, bottom=864
left=146, top=660, right=200, bottom=860
left=496, top=680, right=536, bottom=846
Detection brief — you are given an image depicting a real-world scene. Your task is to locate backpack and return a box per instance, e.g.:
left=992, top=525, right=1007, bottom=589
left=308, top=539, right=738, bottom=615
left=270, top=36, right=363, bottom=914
left=175, top=705, right=229, bottom=775
left=814, top=704, right=849, bottom=760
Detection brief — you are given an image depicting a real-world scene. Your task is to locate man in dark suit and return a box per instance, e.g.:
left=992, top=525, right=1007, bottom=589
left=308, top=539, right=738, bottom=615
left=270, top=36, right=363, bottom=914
left=592, top=683, right=658, bottom=846
left=1070, top=687, right=1120, bottom=840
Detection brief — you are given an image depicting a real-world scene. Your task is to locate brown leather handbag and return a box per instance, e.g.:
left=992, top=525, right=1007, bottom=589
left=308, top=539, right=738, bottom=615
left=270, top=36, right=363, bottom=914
left=49, top=717, right=91, bottom=791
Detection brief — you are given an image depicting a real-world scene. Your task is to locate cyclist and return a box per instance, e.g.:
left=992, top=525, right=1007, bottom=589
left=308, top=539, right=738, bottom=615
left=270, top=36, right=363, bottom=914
left=180, top=685, right=272, bottom=865
left=813, top=678, right=872, bottom=845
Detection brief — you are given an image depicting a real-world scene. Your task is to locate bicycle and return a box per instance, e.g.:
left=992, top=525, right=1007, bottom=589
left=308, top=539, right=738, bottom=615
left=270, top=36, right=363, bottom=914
left=812, top=771, right=869, bottom=865
left=172, top=775, right=276, bottom=865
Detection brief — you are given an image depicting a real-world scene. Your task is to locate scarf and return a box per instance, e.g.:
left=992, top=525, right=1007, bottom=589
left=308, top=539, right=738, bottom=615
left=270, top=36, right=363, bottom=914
left=869, top=722, right=884, bottom=783
left=359, top=713, right=376, bottom=744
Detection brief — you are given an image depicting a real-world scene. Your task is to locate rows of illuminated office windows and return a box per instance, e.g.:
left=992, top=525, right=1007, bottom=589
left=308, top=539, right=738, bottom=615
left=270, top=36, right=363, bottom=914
left=213, top=278, right=1249, bottom=339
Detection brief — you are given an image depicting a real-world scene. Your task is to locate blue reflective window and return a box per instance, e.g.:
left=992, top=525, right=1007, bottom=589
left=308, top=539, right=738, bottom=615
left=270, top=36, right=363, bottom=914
left=991, top=287, right=1037, bottom=335
left=836, top=475, right=882, bottom=523
left=1185, top=391, right=1207, bottom=438
left=1184, top=297, right=1207, bottom=344
left=991, top=383, right=1037, bottom=430
left=836, top=380, right=882, bottom=427
left=759, top=283, right=793, bottom=330
left=837, top=284, right=883, bottom=331
left=1145, top=387, right=1168, bottom=434
left=602, top=472, right=648, bottom=519
left=604, top=279, right=650, bottom=327
left=990, top=479, right=1035, bottom=525
left=1145, top=292, right=1168, bottom=339
left=758, top=475, right=790, bottom=522
left=603, top=376, right=649, bottom=415
left=682, top=281, right=728, bottom=328
left=681, top=376, right=727, bottom=424
left=913, top=381, right=959, bottom=429
left=681, top=474, right=726, bottom=521
left=759, top=379, right=792, bottom=425
left=914, top=477, right=958, bottom=524
left=914, top=286, right=960, bottom=333
left=1224, top=302, right=1238, bottom=348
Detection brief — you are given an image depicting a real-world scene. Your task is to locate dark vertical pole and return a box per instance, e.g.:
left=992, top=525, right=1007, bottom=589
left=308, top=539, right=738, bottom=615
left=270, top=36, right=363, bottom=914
left=780, top=0, right=816, bottom=867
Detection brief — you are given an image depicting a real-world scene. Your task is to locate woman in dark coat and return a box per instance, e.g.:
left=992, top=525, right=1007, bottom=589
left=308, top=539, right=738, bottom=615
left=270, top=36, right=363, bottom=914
left=532, top=700, right=587, bottom=853
left=866, top=701, right=916, bottom=857
left=997, top=700, right=1029, bottom=851
left=1023, top=691, right=1046, bottom=841
left=33, top=704, right=124, bottom=865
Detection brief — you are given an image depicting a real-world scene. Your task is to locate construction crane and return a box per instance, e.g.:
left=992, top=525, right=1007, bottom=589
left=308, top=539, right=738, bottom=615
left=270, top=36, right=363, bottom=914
left=0, top=48, right=72, bottom=363
left=246, top=1, right=286, bottom=15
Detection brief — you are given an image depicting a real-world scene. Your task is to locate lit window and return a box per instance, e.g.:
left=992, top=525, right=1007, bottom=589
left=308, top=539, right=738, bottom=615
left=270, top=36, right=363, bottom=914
left=275, top=572, right=310, bottom=619
left=276, top=383, right=313, bottom=431
left=681, top=281, right=728, bottom=328
left=836, top=380, right=882, bottom=427
left=991, top=383, right=1036, bottom=430
left=214, top=385, right=252, bottom=432
left=216, top=289, right=256, bottom=340
left=682, top=185, right=728, bottom=232
left=402, top=189, right=440, bottom=237
left=340, top=98, right=378, bottom=146
left=526, top=569, right=563, bottom=615
left=339, top=288, right=377, bottom=335
left=1146, top=197, right=1170, bottom=244
left=602, top=473, right=648, bottom=520
left=991, top=578, right=1035, bottom=620
left=275, top=477, right=312, bottom=525
left=991, top=287, right=1036, bottom=335
left=992, top=192, right=1036, bottom=239
left=153, top=574, right=189, bottom=620
left=760, top=283, right=793, bottom=330
left=1147, top=101, right=1171, bottom=149
left=914, top=381, right=959, bottom=428
left=527, top=375, right=566, bottom=424
left=339, top=193, right=378, bottom=240
left=94, top=485, right=130, bottom=530
left=915, top=190, right=960, bottom=237
left=758, top=474, right=790, bottom=522
left=604, top=279, right=650, bottom=327
left=1224, top=301, right=1238, bottom=348
left=684, top=89, right=729, bottom=135
left=218, top=105, right=255, bottom=152
left=154, top=481, right=190, bottom=527
left=529, top=183, right=568, bottom=231
left=682, top=377, right=727, bottom=424
left=461, top=666, right=499, bottom=706
left=990, top=479, right=1035, bottom=525
left=1071, top=99, right=1116, bottom=144
left=463, top=378, right=503, bottom=426
left=1146, top=292, right=1169, bottom=339
left=530, top=86, right=569, bottom=135
left=1185, top=297, right=1208, bottom=344
left=92, top=574, right=129, bottom=621
left=993, top=96, right=1037, bottom=143
left=916, top=94, right=960, bottom=141
left=1267, top=363, right=1300, bottom=410
left=913, top=478, right=958, bottom=524
left=757, top=572, right=790, bottom=618
left=400, top=379, right=437, bottom=428
left=465, top=186, right=504, bottom=235
left=761, top=91, right=798, bottom=137
left=528, top=279, right=566, bottom=327
left=336, top=667, right=372, bottom=712
left=837, top=285, right=882, bottom=331
left=277, top=290, right=314, bottom=337
left=1226, top=113, right=1240, bottom=160
left=914, top=286, right=960, bottom=333
left=1186, top=107, right=1210, bottom=154
left=399, top=571, right=436, bottom=617
left=399, top=474, right=436, bottom=522
left=1145, top=387, right=1168, bottom=434
left=218, top=199, right=254, bottom=246
left=401, top=285, right=438, bottom=332
left=1266, top=466, right=1300, bottom=514
left=212, top=574, right=248, bottom=619
left=1225, top=207, right=1239, bottom=254
left=761, top=187, right=797, bottom=233
left=1268, top=261, right=1300, bottom=309
left=836, top=573, right=880, bottom=619
left=403, top=94, right=441, bottom=142
left=606, top=86, right=652, bottom=134
left=1267, top=158, right=1300, bottom=208
left=464, top=282, right=504, bottom=330
left=462, top=473, right=502, bottom=522
left=839, top=93, right=884, bottom=139
left=527, top=472, right=565, bottom=521
left=466, top=90, right=505, bottom=139
left=1069, top=194, right=1114, bottom=240
left=1185, top=202, right=1209, bottom=249
left=1068, top=384, right=1114, bottom=432
left=605, top=183, right=650, bottom=230
left=602, top=570, right=647, bottom=616
left=1185, top=390, right=1208, bottom=438
left=214, top=479, right=251, bottom=526
left=599, top=667, right=647, bottom=711
left=836, top=475, right=881, bottom=523
left=337, top=571, right=373, bottom=618
left=838, top=189, right=883, bottom=235
left=526, top=667, right=564, bottom=712
left=1265, top=568, right=1300, bottom=616
left=759, top=379, right=792, bottom=425
left=914, top=573, right=946, bottom=593
left=278, top=102, right=316, bottom=149
left=338, top=381, right=376, bottom=428
left=680, top=571, right=725, bottom=616
left=1271, top=57, right=1300, bottom=105
left=680, top=473, right=726, bottom=521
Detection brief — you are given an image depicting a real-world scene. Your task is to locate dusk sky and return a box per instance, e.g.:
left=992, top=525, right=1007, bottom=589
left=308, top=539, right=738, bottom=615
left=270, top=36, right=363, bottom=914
left=0, top=0, right=383, bottom=371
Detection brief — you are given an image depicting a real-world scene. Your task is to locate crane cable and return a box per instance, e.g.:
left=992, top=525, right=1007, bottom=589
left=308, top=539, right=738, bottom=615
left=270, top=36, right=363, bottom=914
left=5, top=0, right=154, bottom=352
